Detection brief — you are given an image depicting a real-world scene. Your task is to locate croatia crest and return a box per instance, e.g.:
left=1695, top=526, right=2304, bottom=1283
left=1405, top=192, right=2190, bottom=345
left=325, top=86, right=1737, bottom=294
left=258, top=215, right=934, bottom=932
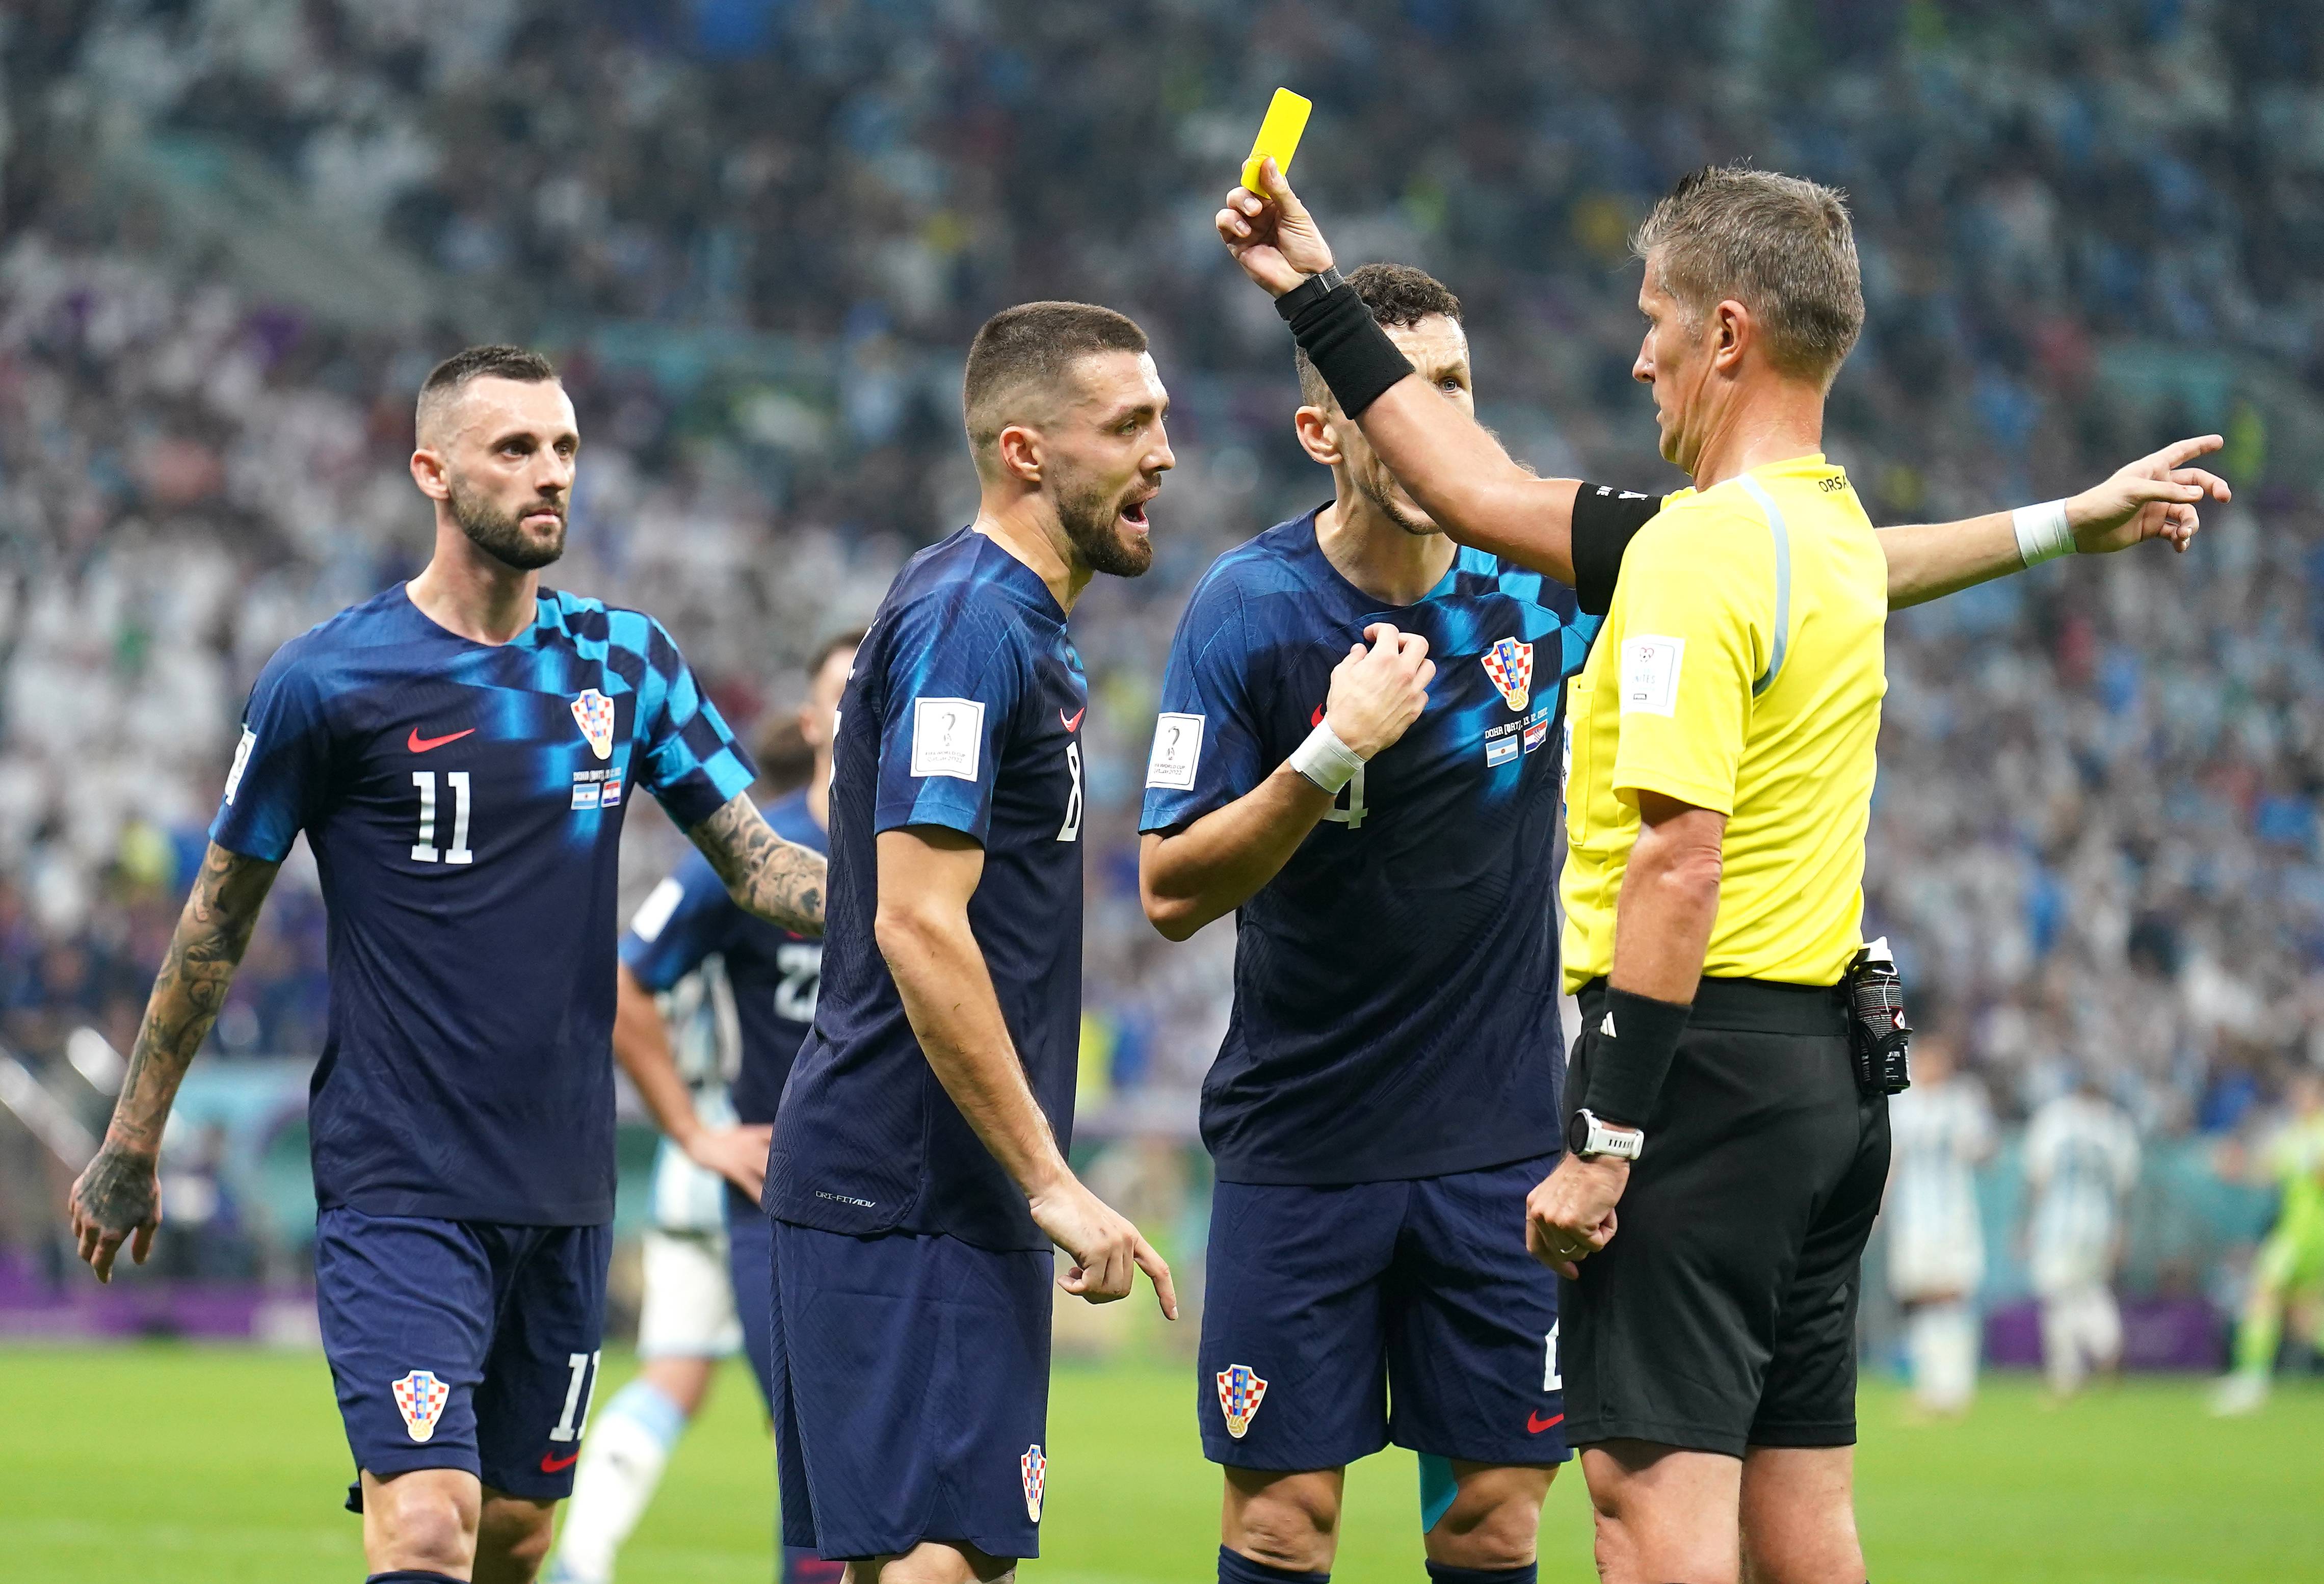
left=1020, top=1443, right=1047, bottom=1523
left=570, top=689, right=616, bottom=760
left=1216, top=1363, right=1269, bottom=1440
left=1482, top=637, right=1534, bottom=713
left=391, top=1370, right=451, bottom=1443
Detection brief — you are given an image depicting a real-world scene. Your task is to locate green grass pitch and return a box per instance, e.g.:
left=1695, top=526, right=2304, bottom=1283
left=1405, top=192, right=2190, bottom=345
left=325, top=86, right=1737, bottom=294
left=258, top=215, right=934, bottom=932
left=3, top=1345, right=2318, bottom=1582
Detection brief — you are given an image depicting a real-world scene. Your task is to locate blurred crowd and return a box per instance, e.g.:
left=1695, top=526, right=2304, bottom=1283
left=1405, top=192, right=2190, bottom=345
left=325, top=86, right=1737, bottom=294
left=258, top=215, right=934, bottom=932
left=4, top=0, right=2323, bottom=1185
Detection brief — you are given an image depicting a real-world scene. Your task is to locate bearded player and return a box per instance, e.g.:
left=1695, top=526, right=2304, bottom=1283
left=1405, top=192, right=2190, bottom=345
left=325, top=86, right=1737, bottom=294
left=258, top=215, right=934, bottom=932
left=67, top=346, right=826, bottom=1584
left=765, top=302, right=1177, bottom=1584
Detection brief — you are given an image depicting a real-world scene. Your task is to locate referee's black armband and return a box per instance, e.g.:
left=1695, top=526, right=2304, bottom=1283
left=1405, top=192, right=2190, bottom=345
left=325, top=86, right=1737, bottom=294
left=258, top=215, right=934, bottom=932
left=1570, top=484, right=1664, bottom=616
left=1582, top=988, right=1693, bottom=1130
left=1278, top=280, right=1411, bottom=418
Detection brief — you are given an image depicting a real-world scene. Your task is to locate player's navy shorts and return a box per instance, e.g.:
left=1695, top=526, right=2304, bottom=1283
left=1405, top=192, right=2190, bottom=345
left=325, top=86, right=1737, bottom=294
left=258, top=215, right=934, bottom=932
left=1199, top=1153, right=1569, bottom=1472
left=725, top=1185, right=778, bottom=1413
left=771, top=1220, right=1052, bottom=1562
left=314, top=1206, right=611, bottom=1506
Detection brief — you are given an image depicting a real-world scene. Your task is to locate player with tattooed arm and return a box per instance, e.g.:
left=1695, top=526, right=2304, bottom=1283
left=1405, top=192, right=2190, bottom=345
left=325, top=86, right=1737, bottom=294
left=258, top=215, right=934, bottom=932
left=67, top=346, right=827, bottom=1584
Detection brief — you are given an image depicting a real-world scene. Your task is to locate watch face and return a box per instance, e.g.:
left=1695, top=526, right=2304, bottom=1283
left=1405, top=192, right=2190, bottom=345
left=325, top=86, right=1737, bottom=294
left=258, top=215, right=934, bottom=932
left=1565, top=1112, right=1590, bottom=1153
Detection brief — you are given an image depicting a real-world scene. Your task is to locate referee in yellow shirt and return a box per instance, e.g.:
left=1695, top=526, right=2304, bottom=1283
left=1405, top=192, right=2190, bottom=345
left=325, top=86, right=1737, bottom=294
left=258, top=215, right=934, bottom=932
left=1218, top=156, right=2231, bottom=1584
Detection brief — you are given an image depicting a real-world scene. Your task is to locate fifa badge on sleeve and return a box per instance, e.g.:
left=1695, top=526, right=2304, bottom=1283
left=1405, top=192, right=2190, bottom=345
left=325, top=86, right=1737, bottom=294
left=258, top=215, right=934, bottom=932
left=1216, top=1363, right=1270, bottom=1439
left=391, top=1369, right=451, bottom=1442
left=1483, top=637, right=1534, bottom=712
left=1020, top=1443, right=1046, bottom=1523
left=569, top=689, right=617, bottom=760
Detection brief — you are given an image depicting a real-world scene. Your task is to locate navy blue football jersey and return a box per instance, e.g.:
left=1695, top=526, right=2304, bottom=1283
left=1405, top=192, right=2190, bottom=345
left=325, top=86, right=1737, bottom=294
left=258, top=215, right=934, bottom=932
left=1139, top=509, right=1600, bottom=1185
left=620, top=787, right=829, bottom=1125
left=210, top=584, right=755, bottom=1225
left=767, top=530, right=1088, bottom=1253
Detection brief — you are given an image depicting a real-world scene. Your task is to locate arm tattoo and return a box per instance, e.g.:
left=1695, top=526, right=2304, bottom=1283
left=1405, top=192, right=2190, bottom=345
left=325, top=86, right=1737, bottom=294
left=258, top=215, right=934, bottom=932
left=71, top=843, right=279, bottom=1236
left=689, top=793, right=827, bottom=936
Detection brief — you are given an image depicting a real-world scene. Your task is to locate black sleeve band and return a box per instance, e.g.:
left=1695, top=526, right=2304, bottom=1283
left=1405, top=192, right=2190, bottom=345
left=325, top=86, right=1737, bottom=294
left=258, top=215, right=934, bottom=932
left=1580, top=988, right=1693, bottom=1129
left=1570, top=484, right=1665, bottom=616
left=1278, top=281, right=1411, bottom=418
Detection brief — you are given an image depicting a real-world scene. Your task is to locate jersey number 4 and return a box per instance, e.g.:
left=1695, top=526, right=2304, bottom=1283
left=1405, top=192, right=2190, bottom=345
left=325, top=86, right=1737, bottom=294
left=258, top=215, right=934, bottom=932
left=1322, top=762, right=1367, bottom=830
left=411, top=771, right=475, bottom=864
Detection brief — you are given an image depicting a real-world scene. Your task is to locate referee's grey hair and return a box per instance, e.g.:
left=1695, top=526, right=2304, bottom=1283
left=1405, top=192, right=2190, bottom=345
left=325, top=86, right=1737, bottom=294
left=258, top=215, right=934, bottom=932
left=1632, top=166, right=1864, bottom=386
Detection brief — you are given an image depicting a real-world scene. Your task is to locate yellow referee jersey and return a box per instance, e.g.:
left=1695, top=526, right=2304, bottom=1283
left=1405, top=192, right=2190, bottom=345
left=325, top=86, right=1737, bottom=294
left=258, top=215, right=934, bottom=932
left=1561, top=453, right=1887, bottom=991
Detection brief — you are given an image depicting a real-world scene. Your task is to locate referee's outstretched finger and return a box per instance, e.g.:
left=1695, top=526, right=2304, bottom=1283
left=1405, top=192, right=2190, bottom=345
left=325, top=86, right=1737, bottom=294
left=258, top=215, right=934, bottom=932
left=1134, top=1234, right=1179, bottom=1321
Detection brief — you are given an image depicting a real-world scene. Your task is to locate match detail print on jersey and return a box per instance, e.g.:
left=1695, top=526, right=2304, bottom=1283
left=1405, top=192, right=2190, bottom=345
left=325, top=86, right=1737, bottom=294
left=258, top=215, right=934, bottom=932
left=1619, top=634, right=1684, bottom=717
left=910, top=696, right=985, bottom=781
left=1146, top=711, right=1204, bottom=790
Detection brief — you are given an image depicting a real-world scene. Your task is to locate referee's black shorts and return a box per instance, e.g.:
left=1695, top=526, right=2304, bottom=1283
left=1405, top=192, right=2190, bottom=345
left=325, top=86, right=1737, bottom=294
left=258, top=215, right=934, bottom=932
left=1561, top=975, right=1891, bottom=1458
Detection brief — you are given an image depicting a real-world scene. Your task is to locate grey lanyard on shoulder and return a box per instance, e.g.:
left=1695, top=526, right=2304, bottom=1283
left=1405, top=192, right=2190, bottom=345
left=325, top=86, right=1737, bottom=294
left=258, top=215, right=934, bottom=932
left=1733, top=474, right=1793, bottom=697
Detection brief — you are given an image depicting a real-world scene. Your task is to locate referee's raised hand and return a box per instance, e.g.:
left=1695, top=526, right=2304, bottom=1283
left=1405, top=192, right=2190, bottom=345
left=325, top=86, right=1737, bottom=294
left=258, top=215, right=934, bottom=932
left=2066, top=432, right=2233, bottom=555
left=1216, top=156, right=1337, bottom=298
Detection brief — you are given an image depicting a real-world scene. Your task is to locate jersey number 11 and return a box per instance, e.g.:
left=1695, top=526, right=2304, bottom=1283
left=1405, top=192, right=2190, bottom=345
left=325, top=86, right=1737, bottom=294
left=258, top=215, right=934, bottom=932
left=411, top=771, right=476, bottom=865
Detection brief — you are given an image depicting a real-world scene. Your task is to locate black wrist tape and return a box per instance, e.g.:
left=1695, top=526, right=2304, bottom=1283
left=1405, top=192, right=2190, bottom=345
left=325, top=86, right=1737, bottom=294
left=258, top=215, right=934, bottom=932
left=1582, top=988, right=1692, bottom=1129
left=1279, top=281, right=1411, bottom=418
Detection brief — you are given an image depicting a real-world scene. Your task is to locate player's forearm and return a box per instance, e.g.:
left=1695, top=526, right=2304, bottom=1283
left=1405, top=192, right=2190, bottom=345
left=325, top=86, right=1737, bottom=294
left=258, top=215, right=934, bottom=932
left=1879, top=513, right=2025, bottom=609
left=1606, top=804, right=1724, bottom=1005
left=100, top=843, right=279, bottom=1156
left=877, top=904, right=1070, bottom=1197
left=688, top=793, right=827, bottom=936
left=611, top=964, right=704, bottom=1149
left=1355, top=380, right=1582, bottom=580
left=1139, top=767, right=1333, bottom=941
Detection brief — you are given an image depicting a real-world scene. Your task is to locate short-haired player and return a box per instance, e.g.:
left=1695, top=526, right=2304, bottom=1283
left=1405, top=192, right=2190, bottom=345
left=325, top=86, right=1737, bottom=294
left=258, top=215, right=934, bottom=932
left=764, top=302, right=1178, bottom=1584
left=547, top=632, right=861, bottom=1584
left=68, top=346, right=827, bottom=1584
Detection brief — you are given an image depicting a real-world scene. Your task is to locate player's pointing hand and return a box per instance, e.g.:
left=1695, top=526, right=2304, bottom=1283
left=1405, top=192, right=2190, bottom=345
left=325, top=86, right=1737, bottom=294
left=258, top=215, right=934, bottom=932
left=1031, top=1173, right=1179, bottom=1319
left=2066, top=433, right=2232, bottom=556
left=1323, top=622, right=1434, bottom=760
left=1216, top=156, right=1337, bottom=299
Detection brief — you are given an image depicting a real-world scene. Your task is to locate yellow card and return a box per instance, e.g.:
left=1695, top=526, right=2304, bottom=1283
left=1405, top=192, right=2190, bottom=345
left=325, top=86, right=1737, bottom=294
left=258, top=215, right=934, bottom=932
left=1242, top=88, right=1312, bottom=194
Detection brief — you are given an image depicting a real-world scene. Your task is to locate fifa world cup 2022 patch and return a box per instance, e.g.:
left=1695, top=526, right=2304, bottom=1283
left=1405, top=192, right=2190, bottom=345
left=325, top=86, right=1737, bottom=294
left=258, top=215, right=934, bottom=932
left=1020, top=1443, right=1047, bottom=1523
left=391, top=1369, right=451, bottom=1442
left=570, top=688, right=617, bottom=759
left=1483, top=636, right=1534, bottom=712
left=1216, top=1363, right=1269, bottom=1439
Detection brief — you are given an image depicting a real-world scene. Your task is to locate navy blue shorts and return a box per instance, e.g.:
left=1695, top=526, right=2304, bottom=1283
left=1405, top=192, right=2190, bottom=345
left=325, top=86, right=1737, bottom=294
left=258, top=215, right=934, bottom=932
left=771, top=1220, right=1052, bottom=1562
left=725, top=1186, right=778, bottom=1414
left=1198, top=1154, right=1569, bottom=1472
left=314, top=1206, right=611, bottom=1505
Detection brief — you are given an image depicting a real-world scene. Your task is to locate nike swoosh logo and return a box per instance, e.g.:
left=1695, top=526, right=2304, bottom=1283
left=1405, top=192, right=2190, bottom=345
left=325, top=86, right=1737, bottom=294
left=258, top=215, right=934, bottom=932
left=539, top=1449, right=580, bottom=1473
left=1061, top=707, right=1086, bottom=732
left=407, top=727, right=476, bottom=753
left=1527, top=1410, right=1565, bottom=1435
left=1311, top=704, right=1325, bottom=727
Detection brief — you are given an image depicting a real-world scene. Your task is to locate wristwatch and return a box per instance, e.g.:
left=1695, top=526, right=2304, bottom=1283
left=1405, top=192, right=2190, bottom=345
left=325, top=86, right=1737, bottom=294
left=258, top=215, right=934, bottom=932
left=1566, top=1108, right=1644, bottom=1162
left=1273, top=265, right=1346, bottom=318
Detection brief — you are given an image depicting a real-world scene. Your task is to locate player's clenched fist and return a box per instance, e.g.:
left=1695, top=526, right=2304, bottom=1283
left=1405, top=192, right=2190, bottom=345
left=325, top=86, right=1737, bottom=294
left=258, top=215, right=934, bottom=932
left=1325, top=622, right=1435, bottom=759
left=1029, top=1173, right=1179, bottom=1319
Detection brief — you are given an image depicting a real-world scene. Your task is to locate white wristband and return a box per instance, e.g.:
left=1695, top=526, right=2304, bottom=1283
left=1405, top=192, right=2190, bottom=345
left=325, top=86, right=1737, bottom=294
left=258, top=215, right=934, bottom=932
left=2012, top=498, right=2074, bottom=567
left=1289, top=720, right=1365, bottom=794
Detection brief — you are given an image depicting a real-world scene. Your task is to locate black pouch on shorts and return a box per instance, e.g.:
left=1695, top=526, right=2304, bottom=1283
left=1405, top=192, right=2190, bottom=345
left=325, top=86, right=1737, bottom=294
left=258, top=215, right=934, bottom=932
left=1842, top=937, right=1913, bottom=1096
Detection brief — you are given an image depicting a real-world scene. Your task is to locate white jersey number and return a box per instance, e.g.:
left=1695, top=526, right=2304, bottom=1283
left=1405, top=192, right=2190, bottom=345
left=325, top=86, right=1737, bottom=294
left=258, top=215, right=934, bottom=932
left=1057, top=742, right=1084, bottom=842
left=773, top=942, right=823, bottom=1023
left=1322, top=762, right=1367, bottom=830
left=411, top=771, right=475, bottom=865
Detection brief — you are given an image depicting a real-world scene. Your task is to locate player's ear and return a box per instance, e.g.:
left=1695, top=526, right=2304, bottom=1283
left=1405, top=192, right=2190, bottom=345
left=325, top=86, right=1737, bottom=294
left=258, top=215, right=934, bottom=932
left=994, top=421, right=1043, bottom=485
left=1292, top=404, right=1342, bottom=467
left=409, top=446, right=452, bottom=502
